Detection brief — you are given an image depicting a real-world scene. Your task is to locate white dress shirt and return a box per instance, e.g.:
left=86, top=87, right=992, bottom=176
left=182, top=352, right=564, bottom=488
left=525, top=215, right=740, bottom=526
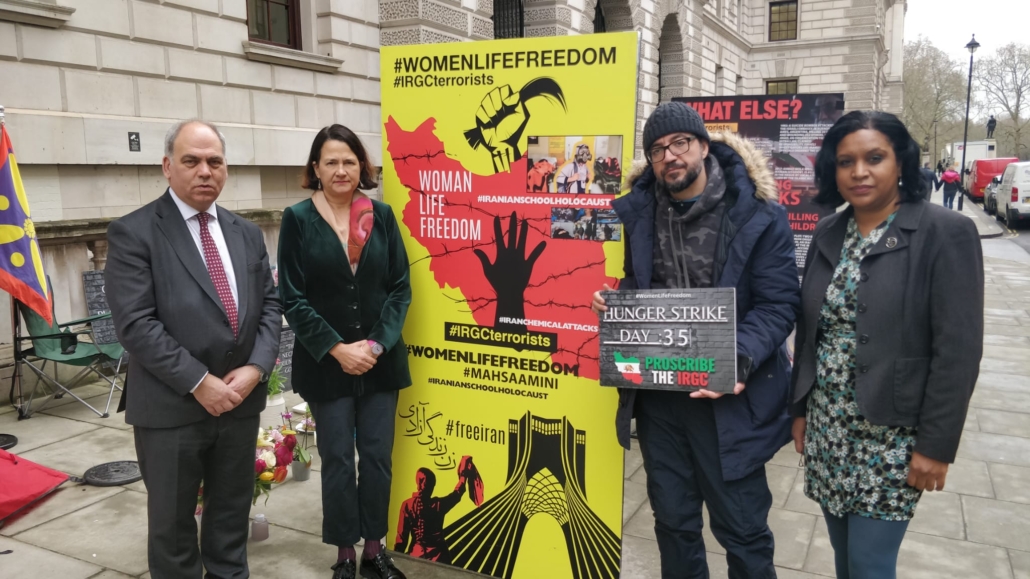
left=169, top=189, right=239, bottom=393
left=169, top=188, right=239, bottom=307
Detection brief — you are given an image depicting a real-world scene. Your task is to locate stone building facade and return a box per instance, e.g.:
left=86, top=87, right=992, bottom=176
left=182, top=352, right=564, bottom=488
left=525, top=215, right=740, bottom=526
left=0, top=0, right=902, bottom=330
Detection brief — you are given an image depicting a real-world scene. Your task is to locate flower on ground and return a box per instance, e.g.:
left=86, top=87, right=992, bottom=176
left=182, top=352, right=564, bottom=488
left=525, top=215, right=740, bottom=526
left=272, top=465, right=288, bottom=483
left=259, top=451, right=276, bottom=469
left=283, top=434, right=297, bottom=451
left=259, top=471, right=274, bottom=482
left=274, top=445, right=293, bottom=467
left=255, top=459, right=267, bottom=474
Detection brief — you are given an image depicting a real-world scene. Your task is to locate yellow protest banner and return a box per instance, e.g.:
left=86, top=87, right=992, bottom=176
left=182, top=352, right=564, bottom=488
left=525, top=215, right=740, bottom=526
left=380, top=32, right=639, bottom=579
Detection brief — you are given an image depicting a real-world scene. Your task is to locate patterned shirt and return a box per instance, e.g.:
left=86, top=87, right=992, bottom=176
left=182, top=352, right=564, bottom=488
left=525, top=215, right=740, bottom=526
left=803, top=214, right=922, bottom=521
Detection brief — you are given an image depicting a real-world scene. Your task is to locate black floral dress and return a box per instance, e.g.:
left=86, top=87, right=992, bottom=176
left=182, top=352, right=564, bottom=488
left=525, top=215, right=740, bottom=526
left=803, top=214, right=921, bottom=521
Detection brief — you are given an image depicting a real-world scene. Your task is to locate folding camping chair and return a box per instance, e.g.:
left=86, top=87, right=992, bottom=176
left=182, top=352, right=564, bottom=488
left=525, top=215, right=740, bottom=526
left=10, top=279, right=124, bottom=419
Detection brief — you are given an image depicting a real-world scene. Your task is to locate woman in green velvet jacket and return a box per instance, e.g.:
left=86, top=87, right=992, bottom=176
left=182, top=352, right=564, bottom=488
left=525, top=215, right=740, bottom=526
left=278, top=124, right=411, bottom=579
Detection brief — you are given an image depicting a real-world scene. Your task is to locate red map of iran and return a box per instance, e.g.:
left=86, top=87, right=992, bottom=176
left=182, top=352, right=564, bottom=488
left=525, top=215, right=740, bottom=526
left=386, top=116, right=617, bottom=380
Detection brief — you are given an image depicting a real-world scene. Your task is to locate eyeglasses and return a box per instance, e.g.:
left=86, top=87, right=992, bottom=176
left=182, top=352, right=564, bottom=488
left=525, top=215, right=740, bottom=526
left=646, top=136, right=696, bottom=164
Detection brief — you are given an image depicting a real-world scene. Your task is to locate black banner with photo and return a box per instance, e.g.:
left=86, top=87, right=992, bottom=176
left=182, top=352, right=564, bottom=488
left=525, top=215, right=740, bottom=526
left=672, top=94, right=843, bottom=281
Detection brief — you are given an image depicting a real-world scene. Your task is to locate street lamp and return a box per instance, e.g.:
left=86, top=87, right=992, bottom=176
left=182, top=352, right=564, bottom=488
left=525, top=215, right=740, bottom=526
left=958, top=34, right=980, bottom=211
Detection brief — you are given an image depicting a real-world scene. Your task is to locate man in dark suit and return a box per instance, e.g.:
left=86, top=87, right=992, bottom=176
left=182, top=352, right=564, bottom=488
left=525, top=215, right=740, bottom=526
left=107, top=119, right=282, bottom=579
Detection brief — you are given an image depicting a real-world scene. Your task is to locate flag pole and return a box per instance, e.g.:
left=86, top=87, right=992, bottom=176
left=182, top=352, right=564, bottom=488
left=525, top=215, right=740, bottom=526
left=0, top=102, right=20, bottom=441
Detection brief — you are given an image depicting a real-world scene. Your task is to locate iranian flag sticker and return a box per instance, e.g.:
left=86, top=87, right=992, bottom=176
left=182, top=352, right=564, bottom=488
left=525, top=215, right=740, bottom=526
left=613, top=352, right=643, bottom=385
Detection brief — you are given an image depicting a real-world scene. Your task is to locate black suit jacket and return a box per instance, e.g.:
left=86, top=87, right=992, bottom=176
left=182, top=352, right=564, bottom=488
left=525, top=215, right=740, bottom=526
left=790, top=200, right=984, bottom=463
left=106, top=190, right=282, bottom=428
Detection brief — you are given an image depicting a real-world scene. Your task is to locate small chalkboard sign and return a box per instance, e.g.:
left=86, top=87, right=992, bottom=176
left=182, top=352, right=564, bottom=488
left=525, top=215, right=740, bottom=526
left=82, top=271, right=118, bottom=345
left=278, top=326, right=294, bottom=390
left=599, top=288, right=737, bottom=393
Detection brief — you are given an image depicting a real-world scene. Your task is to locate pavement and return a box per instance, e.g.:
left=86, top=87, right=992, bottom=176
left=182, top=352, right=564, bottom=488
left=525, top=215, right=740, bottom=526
left=2, top=198, right=1029, bottom=578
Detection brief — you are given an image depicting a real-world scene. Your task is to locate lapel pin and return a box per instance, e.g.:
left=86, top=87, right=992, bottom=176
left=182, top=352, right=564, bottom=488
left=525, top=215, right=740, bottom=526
left=885, top=237, right=898, bottom=249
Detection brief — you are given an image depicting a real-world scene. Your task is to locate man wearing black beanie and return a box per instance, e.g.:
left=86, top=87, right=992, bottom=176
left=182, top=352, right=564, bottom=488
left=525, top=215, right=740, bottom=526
left=592, top=102, right=800, bottom=578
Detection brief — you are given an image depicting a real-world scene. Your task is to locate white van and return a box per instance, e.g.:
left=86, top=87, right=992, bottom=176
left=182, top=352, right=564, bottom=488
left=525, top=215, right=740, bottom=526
left=995, top=161, right=1030, bottom=226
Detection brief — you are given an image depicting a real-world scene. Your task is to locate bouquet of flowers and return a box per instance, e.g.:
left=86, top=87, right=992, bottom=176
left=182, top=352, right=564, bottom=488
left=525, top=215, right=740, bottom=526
left=279, top=411, right=312, bottom=467
left=254, top=427, right=290, bottom=505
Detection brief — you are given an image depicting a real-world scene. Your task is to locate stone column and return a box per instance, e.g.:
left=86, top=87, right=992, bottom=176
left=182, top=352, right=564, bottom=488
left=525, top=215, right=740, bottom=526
left=88, top=240, right=108, bottom=271
left=379, top=0, right=493, bottom=46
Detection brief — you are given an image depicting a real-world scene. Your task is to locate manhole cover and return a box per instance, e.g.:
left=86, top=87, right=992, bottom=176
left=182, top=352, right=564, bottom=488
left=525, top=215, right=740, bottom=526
left=83, top=461, right=142, bottom=486
left=0, top=434, right=16, bottom=451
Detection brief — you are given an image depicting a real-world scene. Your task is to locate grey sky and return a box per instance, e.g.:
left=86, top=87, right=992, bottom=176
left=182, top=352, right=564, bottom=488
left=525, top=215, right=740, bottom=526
left=905, top=0, right=1021, bottom=62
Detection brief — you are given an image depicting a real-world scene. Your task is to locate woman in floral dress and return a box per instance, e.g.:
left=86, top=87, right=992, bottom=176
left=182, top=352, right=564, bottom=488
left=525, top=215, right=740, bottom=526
left=790, top=111, right=984, bottom=579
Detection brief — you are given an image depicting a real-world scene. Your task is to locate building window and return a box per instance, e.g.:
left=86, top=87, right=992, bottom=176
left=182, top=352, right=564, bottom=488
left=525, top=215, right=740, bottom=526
left=594, top=3, right=607, bottom=32
left=247, top=0, right=301, bottom=49
left=768, top=0, right=797, bottom=41
left=766, top=79, right=798, bottom=94
left=494, top=0, right=525, bottom=39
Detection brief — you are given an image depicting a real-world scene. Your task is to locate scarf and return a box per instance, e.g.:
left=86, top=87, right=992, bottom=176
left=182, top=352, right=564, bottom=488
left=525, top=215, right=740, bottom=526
left=312, top=190, right=374, bottom=274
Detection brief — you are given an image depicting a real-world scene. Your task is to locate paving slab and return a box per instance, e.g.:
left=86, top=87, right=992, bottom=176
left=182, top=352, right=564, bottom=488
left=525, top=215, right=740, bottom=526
left=981, top=345, right=1030, bottom=362
left=18, top=426, right=137, bottom=477
left=87, top=570, right=137, bottom=579
left=40, top=393, right=131, bottom=431
left=987, top=463, right=1030, bottom=505
left=0, top=535, right=103, bottom=578
left=980, top=356, right=1030, bottom=373
left=971, top=388, right=1030, bottom=414
left=1011, top=548, right=1030, bottom=579
left=964, top=410, right=980, bottom=432
left=983, top=334, right=1030, bottom=347
left=620, top=534, right=663, bottom=579
left=984, top=307, right=1030, bottom=318
left=976, top=408, right=1030, bottom=437
left=14, top=491, right=150, bottom=576
left=963, top=495, right=1030, bottom=551
left=623, top=479, right=649, bottom=525
left=804, top=521, right=1013, bottom=578
left=625, top=442, right=643, bottom=480
left=977, top=371, right=1030, bottom=392
left=784, top=470, right=823, bottom=517
left=770, top=442, right=804, bottom=469
left=908, top=491, right=964, bottom=540
left=1, top=484, right=125, bottom=537
left=985, top=315, right=1024, bottom=327
left=977, top=324, right=1030, bottom=339
left=767, top=464, right=799, bottom=509
left=0, top=410, right=100, bottom=453
left=957, top=430, right=1030, bottom=467
left=944, top=458, right=995, bottom=499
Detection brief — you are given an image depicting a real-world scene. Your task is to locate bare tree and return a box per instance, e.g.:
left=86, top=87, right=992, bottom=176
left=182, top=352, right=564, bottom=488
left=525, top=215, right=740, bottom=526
left=976, top=43, right=1030, bottom=159
left=903, top=38, right=969, bottom=157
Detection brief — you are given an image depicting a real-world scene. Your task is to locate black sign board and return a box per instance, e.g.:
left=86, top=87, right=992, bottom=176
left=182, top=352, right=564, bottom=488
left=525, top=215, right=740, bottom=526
left=128, top=132, right=140, bottom=152
left=82, top=270, right=118, bottom=345
left=598, top=288, right=737, bottom=393
left=278, top=326, right=294, bottom=390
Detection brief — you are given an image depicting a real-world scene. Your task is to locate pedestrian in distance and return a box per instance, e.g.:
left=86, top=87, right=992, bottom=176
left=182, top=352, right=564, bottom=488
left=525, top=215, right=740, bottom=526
left=106, top=119, right=283, bottom=579
left=277, top=124, right=412, bottom=579
left=939, top=165, right=961, bottom=209
left=921, top=163, right=937, bottom=201
left=591, top=102, right=800, bottom=579
left=936, top=160, right=944, bottom=175
left=791, top=110, right=984, bottom=579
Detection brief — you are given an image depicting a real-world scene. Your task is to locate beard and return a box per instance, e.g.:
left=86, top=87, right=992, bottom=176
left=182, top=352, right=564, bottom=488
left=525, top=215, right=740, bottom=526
left=659, top=158, right=704, bottom=195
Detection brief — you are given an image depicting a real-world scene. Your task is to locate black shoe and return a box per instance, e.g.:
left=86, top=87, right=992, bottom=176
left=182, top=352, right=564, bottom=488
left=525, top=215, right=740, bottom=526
left=331, top=559, right=356, bottom=579
left=360, top=553, right=407, bottom=579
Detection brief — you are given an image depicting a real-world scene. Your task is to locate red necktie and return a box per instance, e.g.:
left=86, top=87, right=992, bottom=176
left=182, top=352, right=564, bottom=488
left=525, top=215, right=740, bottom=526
left=196, top=212, right=238, bottom=338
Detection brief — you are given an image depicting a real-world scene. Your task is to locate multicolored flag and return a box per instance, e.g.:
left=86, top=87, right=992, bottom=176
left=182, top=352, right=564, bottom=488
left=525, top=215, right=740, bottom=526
left=0, top=125, right=51, bottom=324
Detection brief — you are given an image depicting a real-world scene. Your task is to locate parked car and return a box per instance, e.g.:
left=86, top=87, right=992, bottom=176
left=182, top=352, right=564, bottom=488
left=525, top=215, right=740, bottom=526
left=985, top=175, right=1003, bottom=215
left=995, top=161, right=1030, bottom=226
left=968, top=158, right=1018, bottom=200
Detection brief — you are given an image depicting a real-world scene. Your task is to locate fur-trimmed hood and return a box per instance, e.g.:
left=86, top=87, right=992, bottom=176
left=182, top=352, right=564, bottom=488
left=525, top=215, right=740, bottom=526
left=627, top=131, right=778, bottom=202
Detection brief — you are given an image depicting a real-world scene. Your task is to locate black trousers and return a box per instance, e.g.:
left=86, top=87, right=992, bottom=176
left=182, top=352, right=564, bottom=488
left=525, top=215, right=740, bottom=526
left=636, top=390, right=777, bottom=579
left=135, top=413, right=260, bottom=579
left=309, top=390, right=398, bottom=547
